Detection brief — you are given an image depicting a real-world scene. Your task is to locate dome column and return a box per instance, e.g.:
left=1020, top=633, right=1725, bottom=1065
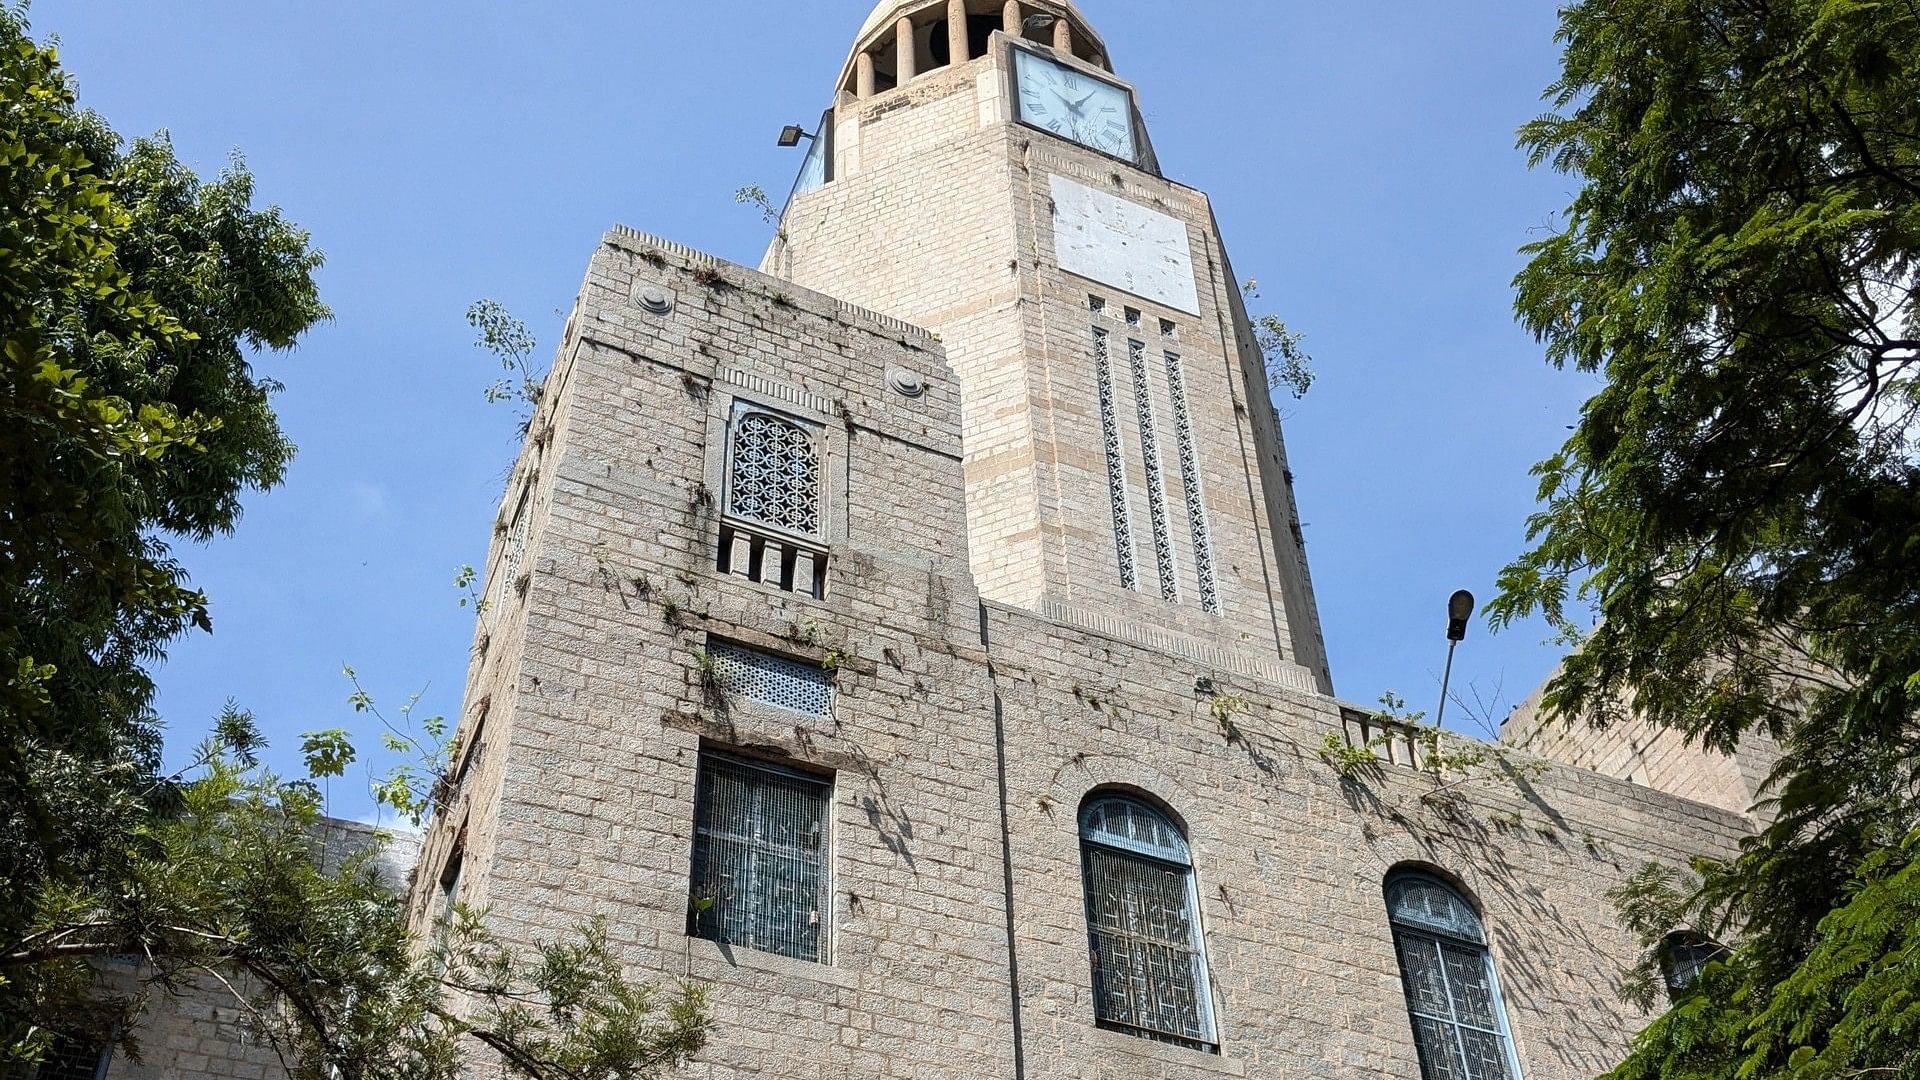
left=1003, top=1, right=1021, bottom=33
left=856, top=51, right=876, bottom=98
left=897, top=16, right=917, bottom=82
left=948, top=0, right=968, bottom=64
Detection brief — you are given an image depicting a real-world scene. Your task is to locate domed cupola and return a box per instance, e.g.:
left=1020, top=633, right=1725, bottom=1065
left=839, top=1, right=1109, bottom=98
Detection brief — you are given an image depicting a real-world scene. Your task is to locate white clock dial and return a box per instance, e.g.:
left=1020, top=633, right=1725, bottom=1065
left=1013, top=48, right=1139, bottom=163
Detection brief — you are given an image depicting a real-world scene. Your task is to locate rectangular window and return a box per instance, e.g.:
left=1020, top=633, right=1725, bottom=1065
left=1083, top=846, right=1213, bottom=1049
left=689, top=751, right=832, bottom=963
left=31, top=1037, right=112, bottom=1080
left=705, top=640, right=833, bottom=718
left=438, top=847, right=464, bottom=927
left=498, top=488, right=530, bottom=605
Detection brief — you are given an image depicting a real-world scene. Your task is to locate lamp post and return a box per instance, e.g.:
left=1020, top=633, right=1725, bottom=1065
left=1434, top=589, right=1475, bottom=730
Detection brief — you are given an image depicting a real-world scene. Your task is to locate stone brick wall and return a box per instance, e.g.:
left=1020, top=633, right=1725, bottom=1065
left=771, top=35, right=1333, bottom=696
left=1499, top=673, right=1782, bottom=825
left=404, top=232, right=1756, bottom=1080
left=97, top=820, right=418, bottom=1080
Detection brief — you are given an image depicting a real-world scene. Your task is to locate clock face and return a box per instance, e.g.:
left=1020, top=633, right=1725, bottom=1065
left=1013, top=48, right=1138, bottom=163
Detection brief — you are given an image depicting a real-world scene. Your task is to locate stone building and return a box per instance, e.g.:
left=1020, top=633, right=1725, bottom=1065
left=388, top=3, right=1760, bottom=1077
left=64, top=2, right=1764, bottom=1078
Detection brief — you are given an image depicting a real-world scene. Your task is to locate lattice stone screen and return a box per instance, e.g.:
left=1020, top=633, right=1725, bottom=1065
left=1164, top=351, right=1220, bottom=613
left=689, top=751, right=832, bottom=964
left=726, top=409, right=821, bottom=537
left=1080, top=796, right=1215, bottom=1049
left=707, top=640, right=833, bottom=718
left=1093, top=326, right=1139, bottom=590
left=1387, top=874, right=1521, bottom=1080
left=1128, top=338, right=1179, bottom=603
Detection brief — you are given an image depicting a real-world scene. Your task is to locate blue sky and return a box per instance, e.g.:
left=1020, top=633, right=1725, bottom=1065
left=35, top=1, right=1591, bottom=822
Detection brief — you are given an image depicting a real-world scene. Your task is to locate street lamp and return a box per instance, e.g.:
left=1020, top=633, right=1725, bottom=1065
left=776, top=124, right=816, bottom=148
left=1434, top=589, right=1475, bottom=729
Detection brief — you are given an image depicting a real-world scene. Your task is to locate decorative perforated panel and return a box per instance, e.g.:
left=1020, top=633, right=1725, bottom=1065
left=708, top=640, right=833, bottom=718
left=498, top=489, right=531, bottom=606
left=1093, top=328, right=1139, bottom=590
left=1128, top=339, right=1179, bottom=603
left=1164, top=352, right=1220, bottom=613
left=726, top=410, right=821, bottom=537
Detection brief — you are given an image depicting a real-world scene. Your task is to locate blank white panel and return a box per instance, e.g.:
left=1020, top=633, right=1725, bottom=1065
left=1050, top=175, right=1200, bottom=315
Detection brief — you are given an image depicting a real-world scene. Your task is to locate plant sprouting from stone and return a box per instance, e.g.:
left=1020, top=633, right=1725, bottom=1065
left=1209, top=693, right=1248, bottom=744
left=337, top=665, right=452, bottom=828
left=1243, top=279, right=1316, bottom=399
left=454, top=563, right=488, bottom=614
left=735, top=184, right=780, bottom=224
left=468, top=299, right=544, bottom=426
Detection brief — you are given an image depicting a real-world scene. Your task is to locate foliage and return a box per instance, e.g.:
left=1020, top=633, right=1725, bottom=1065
left=468, top=299, right=542, bottom=425
left=734, top=184, right=779, bottom=225
left=1318, top=693, right=1549, bottom=808
left=0, top=14, right=711, bottom=1074
left=1489, top=0, right=1920, bottom=1076
left=2, top=718, right=709, bottom=1077
left=1242, top=279, right=1316, bottom=399
left=0, top=0, right=328, bottom=1047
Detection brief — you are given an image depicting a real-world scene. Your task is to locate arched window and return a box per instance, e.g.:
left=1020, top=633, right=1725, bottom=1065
left=1661, top=932, right=1731, bottom=999
left=1386, top=871, right=1523, bottom=1080
left=1080, top=795, right=1216, bottom=1050
left=726, top=409, right=821, bottom=537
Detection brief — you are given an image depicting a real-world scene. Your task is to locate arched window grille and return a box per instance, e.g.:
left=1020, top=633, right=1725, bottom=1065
left=726, top=409, right=821, bottom=537
left=1080, top=795, right=1216, bottom=1050
left=1661, top=932, right=1731, bottom=999
left=1386, top=872, right=1523, bottom=1080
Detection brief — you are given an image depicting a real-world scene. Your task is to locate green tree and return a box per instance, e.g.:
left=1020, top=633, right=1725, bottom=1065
left=1490, top=1, right=1918, bottom=1076
left=0, top=10, right=709, bottom=1074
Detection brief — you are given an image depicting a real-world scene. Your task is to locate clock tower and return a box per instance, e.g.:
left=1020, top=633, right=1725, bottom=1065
left=768, top=0, right=1333, bottom=694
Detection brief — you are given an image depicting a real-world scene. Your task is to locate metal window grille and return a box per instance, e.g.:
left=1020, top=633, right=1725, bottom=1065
left=689, top=751, right=832, bottom=963
left=1387, top=875, right=1522, bottom=1080
left=706, top=640, right=833, bottom=718
left=1080, top=797, right=1215, bottom=1050
left=1129, top=340, right=1179, bottom=603
left=726, top=410, right=821, bottom=537
left=32, top=1036, right=111, bottom=1080
left=1093, top=328, right=1139, bottom=590
left=1662, top=934, right=1730, bottom=996
left=1164, top=352, right=1219, bottom=613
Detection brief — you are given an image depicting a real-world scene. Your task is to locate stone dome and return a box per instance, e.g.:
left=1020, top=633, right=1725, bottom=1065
left=843, top=1, right=1107, bottom=85
left=856, top=0, right=1094, bottom=43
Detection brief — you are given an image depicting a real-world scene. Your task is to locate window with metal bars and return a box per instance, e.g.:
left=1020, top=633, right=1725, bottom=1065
left=1661, top=931, right=1731, bottom=999
left=1386, top=872, right=1523, bottom=1080
left=688, top=751, right=832, bottom=964
left=25, top=1035, right=111, bottom=1080
left=1079, top=795, right=1216, bottom=1051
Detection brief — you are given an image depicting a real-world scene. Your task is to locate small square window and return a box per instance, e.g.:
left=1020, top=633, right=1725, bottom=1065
left=1089, top=295, right=1107, bottom=314
left=1160, top=318, right=1177, bottom=338
left=689, top=751, right=833, bottom=963
left=1124, top=307, right=1142, bottom=327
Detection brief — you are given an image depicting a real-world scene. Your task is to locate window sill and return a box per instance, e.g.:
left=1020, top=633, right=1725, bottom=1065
left=680, top=935, right=859, bottom=989
left=1087, top=1025, right=1244, bottom=1076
